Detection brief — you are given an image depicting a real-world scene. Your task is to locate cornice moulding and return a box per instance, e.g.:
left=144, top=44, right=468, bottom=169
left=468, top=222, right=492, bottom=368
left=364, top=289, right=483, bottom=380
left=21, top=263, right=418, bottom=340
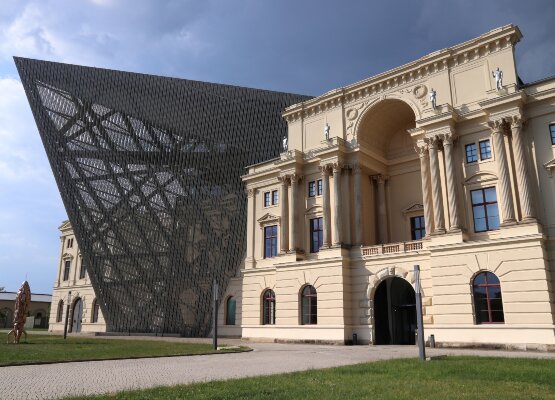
left=283, top=25, right=521, bottom=120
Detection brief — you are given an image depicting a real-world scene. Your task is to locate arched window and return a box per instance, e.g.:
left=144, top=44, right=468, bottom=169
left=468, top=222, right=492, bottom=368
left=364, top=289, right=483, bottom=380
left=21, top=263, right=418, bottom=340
left=473, top=271, right=504, bottom=324
left=262, top=289, right=276, bottom=325
left=226, top=296, right=236, bottom=325
left=56, top=300, right=64, bottom=323
left=301, top=285, right=317, bottom=325
left=91, top=299, right=100, bottom=323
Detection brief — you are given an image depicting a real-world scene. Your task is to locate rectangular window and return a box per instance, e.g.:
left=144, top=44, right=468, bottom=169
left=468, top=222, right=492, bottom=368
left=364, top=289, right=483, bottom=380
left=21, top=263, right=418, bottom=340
left=79, top=262, right=86, bottom=279
left=550, top=124, right=555, bottom=145
left=308, top=181, right=316, bottom=197
left=264, top=225, right=278, bottom=258
left=310, top=217, right=323, bottom=253
left=479, top=139, right=492, bottom=160
left=263, top=192, right=270, bottom=207
left=410, top=216, right=426, bottom=240
left=466, top=143, right=477, bottom=163
left=63, top=260, right=71, bottom=281
left=471, top=187, right=500, bottom=233
left=271, top=190, right=278, bottom=205
left=317, top=179, right=323, bottom=195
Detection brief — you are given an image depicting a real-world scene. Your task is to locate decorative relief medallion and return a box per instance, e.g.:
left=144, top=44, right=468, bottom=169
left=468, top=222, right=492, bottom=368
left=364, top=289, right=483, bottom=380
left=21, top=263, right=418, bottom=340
left=345, top=101, right=368, bottom=140
left=413, top=84, right=427, bottom=99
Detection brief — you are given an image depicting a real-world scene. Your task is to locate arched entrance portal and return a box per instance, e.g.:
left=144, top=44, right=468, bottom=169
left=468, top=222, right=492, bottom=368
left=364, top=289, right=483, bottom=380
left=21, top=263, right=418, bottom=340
left=374, top=277, right=416, bottom=345
left=71, top=298, right=83, bottom=333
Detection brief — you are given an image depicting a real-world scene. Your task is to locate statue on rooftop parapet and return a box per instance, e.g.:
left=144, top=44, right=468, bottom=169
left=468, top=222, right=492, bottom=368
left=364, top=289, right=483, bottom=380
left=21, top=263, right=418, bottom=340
left=324, top=123, right=330, bottom=141
left=282, top=136, right=288, bottom=151
left=492, top=67, right=503, bottom=90
left=7, top=281, right=31, bottom=344
left=429, top=88, right=437, bottom=110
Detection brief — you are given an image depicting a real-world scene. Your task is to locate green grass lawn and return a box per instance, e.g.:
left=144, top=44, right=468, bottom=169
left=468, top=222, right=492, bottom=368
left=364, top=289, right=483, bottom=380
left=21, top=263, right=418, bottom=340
left=0, top=334, right=248, bottom=366
left=70, top=356, right=555, bottom=400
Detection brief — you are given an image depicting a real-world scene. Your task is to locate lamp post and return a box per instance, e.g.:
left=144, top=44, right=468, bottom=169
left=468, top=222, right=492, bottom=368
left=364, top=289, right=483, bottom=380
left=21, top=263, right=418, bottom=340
left=212, top=280, right=219, bottom=351
left=63, top=290, right=72, bottom=339
left=414, top=265, right=426, bottom=360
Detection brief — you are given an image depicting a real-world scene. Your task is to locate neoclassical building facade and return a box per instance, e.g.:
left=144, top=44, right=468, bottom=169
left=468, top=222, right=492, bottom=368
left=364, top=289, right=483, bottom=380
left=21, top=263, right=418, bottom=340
left=219, top=25, right=555, bottom=349
left=49, top=221, right=106, bottom=334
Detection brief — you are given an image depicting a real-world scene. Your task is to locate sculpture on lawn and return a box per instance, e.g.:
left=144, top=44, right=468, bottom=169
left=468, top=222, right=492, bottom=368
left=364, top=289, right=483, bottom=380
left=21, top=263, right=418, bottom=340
left=7, top=281, right=31, bottom=344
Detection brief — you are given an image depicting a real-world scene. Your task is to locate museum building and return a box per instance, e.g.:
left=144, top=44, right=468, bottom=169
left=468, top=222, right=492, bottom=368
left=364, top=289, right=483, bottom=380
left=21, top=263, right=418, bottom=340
left=32, top=24, right=555, bottom=348
left=219, top=25, right=555, bottom=349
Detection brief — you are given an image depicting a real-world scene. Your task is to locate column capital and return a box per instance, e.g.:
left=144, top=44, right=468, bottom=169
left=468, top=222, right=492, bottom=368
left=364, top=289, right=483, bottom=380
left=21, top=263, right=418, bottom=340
left=372, top=174, right=389, bottom=184
left=352, top=163, right=361, bottom=174
left=425, top=135, right=441, bottom=149
left=332, top=162, right=343, bottom=174
left=440, top=130, right=457, bottom=146
left=487, top=118, right=506, bottom=135
left=319, top=164, right=332, bottom=176
left=415, top=141, right=429, bottom=158
left=246, top=188, right=257, bottom=198
left=508, top=114, right=526, bottom=130
left=277, top=175, right=291, bottom=185
left=290, top=173, right=303, bottom=183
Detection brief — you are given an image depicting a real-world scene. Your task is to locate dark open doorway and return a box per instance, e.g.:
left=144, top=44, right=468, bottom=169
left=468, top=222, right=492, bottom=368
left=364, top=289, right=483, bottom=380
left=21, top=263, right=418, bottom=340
left=374, top=277, right=416, bottom=345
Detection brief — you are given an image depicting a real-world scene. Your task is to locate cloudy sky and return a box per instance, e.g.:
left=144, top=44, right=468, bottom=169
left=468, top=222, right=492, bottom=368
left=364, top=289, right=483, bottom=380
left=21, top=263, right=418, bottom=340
left=1, top=0, right=554, bottom=293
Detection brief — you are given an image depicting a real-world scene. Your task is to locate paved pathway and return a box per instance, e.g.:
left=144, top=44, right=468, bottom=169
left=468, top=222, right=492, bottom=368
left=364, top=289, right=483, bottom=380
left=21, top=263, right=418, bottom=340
left=1, top=339, right=554, bottom=400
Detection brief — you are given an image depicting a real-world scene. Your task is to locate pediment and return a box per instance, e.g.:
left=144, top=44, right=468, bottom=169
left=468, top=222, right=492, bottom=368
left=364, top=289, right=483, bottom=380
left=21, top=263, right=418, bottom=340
left=257, top=213, right=280, bottom=225
left=305, top=205, right=323, bottom=215
left=465, top=171, right=498, bottom=185
left=402, top=203, right=424, bottom=215
left=62, top=253, right=74, bottom=260
left=58, top=220, right=72, bottom=231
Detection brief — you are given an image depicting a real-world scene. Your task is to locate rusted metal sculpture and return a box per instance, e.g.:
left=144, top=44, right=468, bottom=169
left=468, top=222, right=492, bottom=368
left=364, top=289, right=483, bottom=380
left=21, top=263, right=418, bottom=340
left=7, top=281, right=31, bottom=344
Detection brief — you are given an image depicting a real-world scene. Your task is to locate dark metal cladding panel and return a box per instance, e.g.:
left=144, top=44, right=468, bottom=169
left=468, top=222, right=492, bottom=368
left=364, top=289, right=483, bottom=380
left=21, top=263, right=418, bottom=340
left=15, top=57, right=312, bottom=336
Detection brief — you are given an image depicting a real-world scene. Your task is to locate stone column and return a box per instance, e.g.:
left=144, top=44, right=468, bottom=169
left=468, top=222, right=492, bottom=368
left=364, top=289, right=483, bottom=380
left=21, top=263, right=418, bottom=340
left=353, top=164, right=363, bottom=245
left=342, top=167, right=352, bottom=245
left=332, top=163, right=343, bottom=246
left=320, top=165, right=332, bottom=248
left=246, top=188, right=256, bottom=266
left=509, top=116, right=536, bottom=221
left=289, top=173, right=302, bottom=252
left=442, top=131, right=461, bottom=231
left=489, top=120, right=516, bottom=224
left=427, top=136, right=446, bottom=233
left=278, top=175, right=289, bottom=253
left=417, top=142, right=434, bottom=236
left=374, top=174, right=389, bottom=244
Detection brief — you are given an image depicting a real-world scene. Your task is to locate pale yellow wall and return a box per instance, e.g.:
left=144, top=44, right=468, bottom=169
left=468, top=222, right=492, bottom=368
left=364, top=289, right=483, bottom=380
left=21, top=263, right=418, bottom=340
left=49, top=223, right=106, bottom=333
left=238, top=25, right=555, bottom=347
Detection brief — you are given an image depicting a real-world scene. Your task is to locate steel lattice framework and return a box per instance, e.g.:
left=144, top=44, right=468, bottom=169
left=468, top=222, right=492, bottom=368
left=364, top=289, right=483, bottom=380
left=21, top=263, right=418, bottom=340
left=16, top=57, right=311, bottom=336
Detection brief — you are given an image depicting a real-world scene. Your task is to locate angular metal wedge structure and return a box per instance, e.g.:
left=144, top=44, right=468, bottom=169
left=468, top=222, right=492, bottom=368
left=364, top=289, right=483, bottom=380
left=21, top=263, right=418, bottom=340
left=15, top=57, right=311, bottom=336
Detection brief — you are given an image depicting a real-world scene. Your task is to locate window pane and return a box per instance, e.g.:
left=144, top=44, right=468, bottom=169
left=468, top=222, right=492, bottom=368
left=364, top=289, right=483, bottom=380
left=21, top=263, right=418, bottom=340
left=308, top=181, right=315, bottom=197
left=486, top=272, right=500, bottom=285
left=474, top=272, right=487, bottom=285
left=471, top=190, right=484, bottom=205
left=484, top=187, right=497, bottom=203
left=486, top=205, right=500, bottom=230
left=317, top=179, right=323, bottom=195
left=272, top=190, right=278, bottom=205
left=466, top=143, right=477, bottom=163
left=479, top=140, right=492, bottom=160
left=550, top=124, right=555, bottom=145
left=491, top=310, right=505, bottom=323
